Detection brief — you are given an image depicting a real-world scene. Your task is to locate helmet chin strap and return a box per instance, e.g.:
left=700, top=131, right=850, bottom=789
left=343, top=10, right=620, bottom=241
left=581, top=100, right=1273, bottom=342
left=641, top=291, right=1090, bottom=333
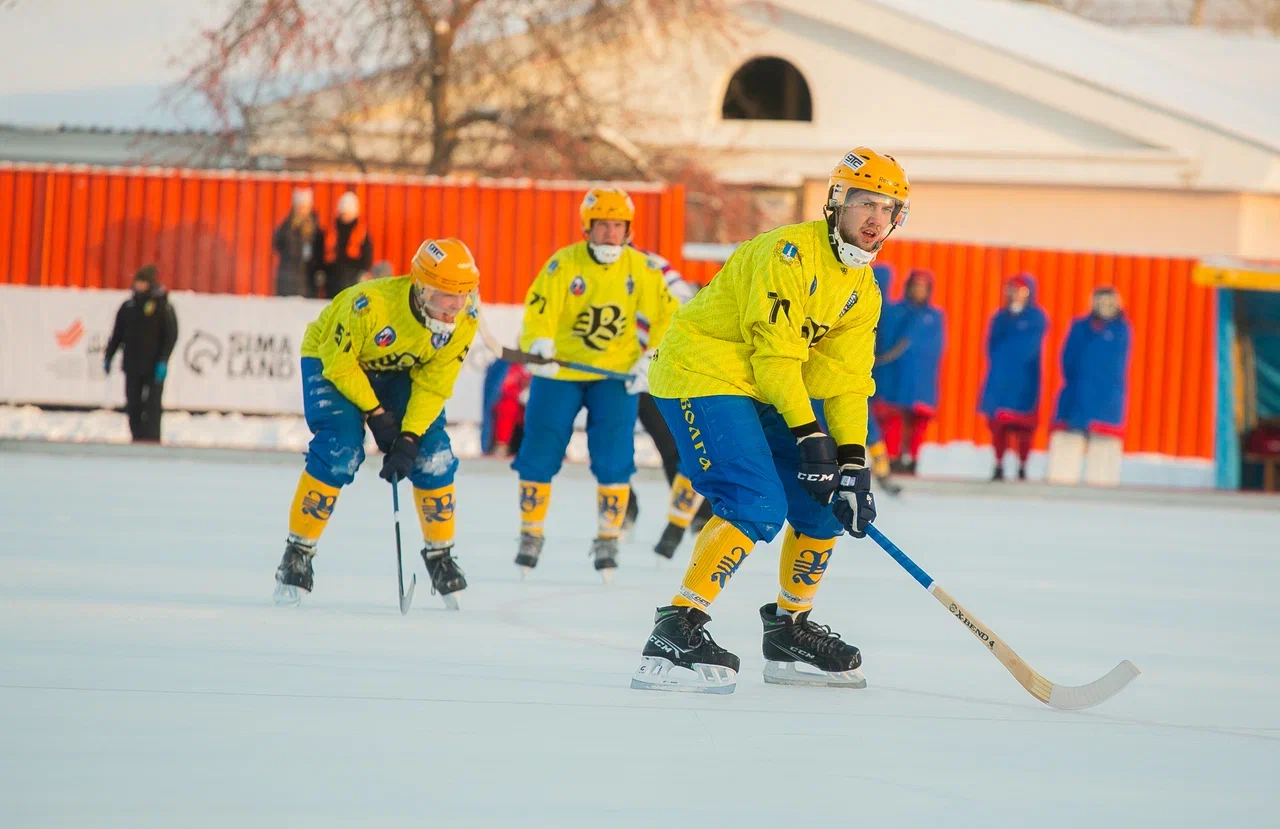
left=826, top=208, right=880, bottom=268
left=588, top=242, right=624, bottom=264
left=425, top=315, right=456, bottom=336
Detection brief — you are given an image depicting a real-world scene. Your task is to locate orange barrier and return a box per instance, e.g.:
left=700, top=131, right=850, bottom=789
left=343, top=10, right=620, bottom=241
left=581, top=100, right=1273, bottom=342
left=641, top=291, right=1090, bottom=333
left=680, top=240, right=1214, bottom=460
left=0, top=164, right=686, bottom=303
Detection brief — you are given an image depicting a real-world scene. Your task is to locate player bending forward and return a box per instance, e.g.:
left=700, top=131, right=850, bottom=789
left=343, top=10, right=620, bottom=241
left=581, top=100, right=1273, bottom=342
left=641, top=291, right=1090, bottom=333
left=512, top=188, right=678, bottom=581
left=631, top=148, right=909, bottom=694
left=274, top=239, right=480, bottom=608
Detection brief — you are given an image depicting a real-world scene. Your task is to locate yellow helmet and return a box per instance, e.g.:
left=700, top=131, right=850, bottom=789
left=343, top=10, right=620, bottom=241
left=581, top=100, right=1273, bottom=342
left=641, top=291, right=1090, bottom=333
left=824, top=147, right=910, bottom=268
left=410, top=238, right=480, bottom=295
left=580, top=187, right=636, bottom=233
left=827, top=147, right=910, bottom=205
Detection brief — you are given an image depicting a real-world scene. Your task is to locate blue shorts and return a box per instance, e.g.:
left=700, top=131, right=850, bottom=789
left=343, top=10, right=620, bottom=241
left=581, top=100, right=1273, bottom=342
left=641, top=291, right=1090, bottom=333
left=653, top=395, right=843, bottom=544
left=300, top=356, right=457, bottom=490
left=511, top=376, right=638, bottom=484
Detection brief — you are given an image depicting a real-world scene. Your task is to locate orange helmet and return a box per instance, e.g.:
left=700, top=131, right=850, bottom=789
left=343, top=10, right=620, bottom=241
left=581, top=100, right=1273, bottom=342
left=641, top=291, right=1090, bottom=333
left=410, top=238, right=480, bottom=295
left=580, top=188, right=635, bottom=233
left=824, top=147, right=910, bottom=268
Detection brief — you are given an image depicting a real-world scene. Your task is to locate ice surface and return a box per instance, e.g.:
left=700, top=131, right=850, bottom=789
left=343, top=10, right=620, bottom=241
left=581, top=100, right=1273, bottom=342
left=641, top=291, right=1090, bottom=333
left=2, top=451, right=1278, bottom=827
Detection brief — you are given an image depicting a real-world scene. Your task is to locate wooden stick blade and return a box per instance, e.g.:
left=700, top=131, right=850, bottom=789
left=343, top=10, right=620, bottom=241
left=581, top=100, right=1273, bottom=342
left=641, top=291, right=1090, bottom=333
left=1045, top=660, right=1141, bottom=711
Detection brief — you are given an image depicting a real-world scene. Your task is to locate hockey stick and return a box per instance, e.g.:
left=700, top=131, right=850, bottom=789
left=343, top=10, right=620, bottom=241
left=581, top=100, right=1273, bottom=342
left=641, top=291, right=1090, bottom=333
left=475, top=307, right=633, bottom=382
left=865, top=525, right=1140, bottom=710
left=391, top=474, right=416, bottom=615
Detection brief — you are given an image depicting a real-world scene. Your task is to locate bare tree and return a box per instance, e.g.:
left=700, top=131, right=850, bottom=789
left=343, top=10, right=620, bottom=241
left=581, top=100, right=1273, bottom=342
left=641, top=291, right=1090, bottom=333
left=173, top=0, right=739, bottom=181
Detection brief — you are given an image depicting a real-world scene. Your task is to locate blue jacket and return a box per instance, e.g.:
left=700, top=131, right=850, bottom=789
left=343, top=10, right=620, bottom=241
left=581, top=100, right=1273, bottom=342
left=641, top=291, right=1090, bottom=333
left=1053, top=313, right=1132, bottom=435
left=979, top=275, right=1048, bottom=421
left=870, top=264, right=901, bottom=403
left=876, top=269, right=945, bottom=412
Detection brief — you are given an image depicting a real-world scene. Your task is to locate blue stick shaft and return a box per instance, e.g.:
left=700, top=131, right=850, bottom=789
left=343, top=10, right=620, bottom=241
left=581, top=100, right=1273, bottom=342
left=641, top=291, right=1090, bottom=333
left=558, top=359, right=632, bottom=382
left=865, top=525, right=934, bottom=590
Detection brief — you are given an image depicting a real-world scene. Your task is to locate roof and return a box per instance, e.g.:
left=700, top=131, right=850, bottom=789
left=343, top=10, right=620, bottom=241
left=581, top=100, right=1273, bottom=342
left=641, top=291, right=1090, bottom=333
left=864, top=0, right=1280, bottom=153
left=0, top=123, right=265, bottom=169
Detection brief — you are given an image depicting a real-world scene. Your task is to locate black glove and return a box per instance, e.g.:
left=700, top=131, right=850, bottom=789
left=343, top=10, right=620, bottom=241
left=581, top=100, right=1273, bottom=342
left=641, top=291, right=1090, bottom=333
left=380, top=432, right=419, bottom=483
left=832, top=445, right=877, bottom=538
left=366, top=409, right=400, bottom=453
left=792, top=422, right=838, bottom=505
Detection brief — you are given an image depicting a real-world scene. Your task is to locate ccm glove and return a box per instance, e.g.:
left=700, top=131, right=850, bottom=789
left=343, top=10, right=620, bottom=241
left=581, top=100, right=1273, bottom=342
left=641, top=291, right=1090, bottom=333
left=367, top=409, right=400, bottom=454
left=832, top=444, right=877, bottom=538
left=527, top=337, right=559, bottom=378
left=380, top=432, right=420, bottom=483
left=792, top=422, right=839, bottom=506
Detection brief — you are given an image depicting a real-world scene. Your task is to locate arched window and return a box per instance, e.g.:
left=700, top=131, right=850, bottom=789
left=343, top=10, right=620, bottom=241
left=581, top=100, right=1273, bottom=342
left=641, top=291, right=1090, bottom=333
left=721, top=57, right=813, bottom=122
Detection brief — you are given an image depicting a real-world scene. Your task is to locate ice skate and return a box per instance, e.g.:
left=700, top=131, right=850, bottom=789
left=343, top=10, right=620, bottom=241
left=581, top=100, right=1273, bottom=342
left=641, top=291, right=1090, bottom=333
left=591, top=536, right=619, bottom=583
left=514, top=532, right=544, bottom=579
left=760, top=603, right=866, bottom=688
left=631, top=605, right=740, bottom=694
left=622, top=486, right=640, bottom=541
left=272, top=540, right=315, bottom=607
left=654, top=522, right=685, bottom=561
left=422, top=546, right=466, bottom=610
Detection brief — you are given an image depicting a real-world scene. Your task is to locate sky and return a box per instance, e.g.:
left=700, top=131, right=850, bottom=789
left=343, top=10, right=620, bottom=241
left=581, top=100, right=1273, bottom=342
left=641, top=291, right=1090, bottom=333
left=0, top=0, right=232, bottom=128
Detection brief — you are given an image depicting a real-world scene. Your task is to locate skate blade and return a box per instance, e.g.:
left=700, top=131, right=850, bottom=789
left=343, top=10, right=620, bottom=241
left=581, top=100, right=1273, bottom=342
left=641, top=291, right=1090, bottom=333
left=518, top=565, right=532, bottom=581
left=630, top=656, right=737, bottom=694
left=272, top=582, right=305, bottom=607
left=441, top=592, right=460, bottom=611
left=599, top=566, right=616, bottom=585
left=763, top=660, right=866, bottom=689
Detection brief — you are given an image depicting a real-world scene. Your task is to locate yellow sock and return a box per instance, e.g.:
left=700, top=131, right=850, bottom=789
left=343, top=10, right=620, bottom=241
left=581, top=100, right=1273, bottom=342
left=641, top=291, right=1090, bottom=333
left=414, top=484, right=456, bottom=551
left=596, top=483, right=631, bottom=539
left=777, top=528, right=836, bottom=612
left=519, top=480, right=551, bottom=536
left=287, top=471, right=340, bottom=546
left=671, top=516, right=754, bottom=611
left=665, top=474, right=704, bottom=530
left=869, top=440, right=891, bottom=480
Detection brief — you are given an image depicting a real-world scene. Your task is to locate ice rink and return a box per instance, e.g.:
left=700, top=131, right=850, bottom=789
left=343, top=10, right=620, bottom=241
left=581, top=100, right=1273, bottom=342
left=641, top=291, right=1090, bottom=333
left=3, top=448, right=1278, bottom=828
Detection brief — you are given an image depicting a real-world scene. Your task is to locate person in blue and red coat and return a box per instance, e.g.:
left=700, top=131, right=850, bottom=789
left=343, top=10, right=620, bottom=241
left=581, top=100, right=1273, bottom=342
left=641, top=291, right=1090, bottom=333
left=871, top=267, right=946, bottom=474
left=979, top=272, right=1048, bottom=481
left=1052, top=286, right=1132, bottom=442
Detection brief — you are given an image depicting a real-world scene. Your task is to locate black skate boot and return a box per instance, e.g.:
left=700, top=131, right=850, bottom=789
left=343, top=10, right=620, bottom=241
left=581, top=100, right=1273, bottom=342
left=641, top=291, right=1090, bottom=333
left=591, top=536, right=619, bottom=583
left=631, top=605, right=740, bottom=694
left=654, top=522, right=685, bottom=560
left=272, top=540, right=315, bottom=607
left=689, top=501, right=713, bottom=534
left=422, top=546, right=466, bottom=610
left=992, top=465, right=1005, bottom=482
left=515, top=532, right=545, bottom=578
left=760, top=603, right=866, bottom=688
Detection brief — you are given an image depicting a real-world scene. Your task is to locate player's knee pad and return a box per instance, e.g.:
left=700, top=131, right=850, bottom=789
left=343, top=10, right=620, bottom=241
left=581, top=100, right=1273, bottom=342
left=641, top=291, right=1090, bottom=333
left=305, top=433, right=365, bottom=488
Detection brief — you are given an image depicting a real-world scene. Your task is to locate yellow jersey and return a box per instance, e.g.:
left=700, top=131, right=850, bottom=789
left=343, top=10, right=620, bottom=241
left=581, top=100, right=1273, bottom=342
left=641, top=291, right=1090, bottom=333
left=649, top=220, right=881, bottom=447
left=519, top=242, right=678, bottom=382
left=301, top=276, right=477, bottom=435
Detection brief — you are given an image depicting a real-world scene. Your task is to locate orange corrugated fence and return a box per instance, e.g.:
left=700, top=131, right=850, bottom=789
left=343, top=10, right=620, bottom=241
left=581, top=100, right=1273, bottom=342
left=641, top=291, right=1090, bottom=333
left=679, top=239, right=1215, bottom=460
left=0, top=163, right=686, bottom=302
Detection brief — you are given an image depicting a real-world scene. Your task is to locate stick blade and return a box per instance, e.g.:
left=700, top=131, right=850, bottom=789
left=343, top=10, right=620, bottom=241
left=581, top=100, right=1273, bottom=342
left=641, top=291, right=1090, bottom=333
left=399, top=574, right=416, bottom=615
left=1046, top=660, right=1141, bottom=711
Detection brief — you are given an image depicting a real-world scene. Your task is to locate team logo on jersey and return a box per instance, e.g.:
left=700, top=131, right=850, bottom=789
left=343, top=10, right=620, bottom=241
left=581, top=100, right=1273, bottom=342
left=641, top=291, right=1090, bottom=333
left=570, top=275, right=587, bottom=296
left=841, top=151, right=866, bottom=171
left=546, top=259, right=560, bottom=274
left=779, top=242, right=799, bottom=261
left=572, top=304, right=626, bottom=351
left=353, top=294, right=370, bottom=314
left=838, top=290, right=860, bottom=319
left=800, top=318, right=831, bottom=347
left=374, top=326, right=397, bottom=347
left=300, top=490, right=336, bottom=521
left=809, top=276, right=818, bottom=296
left=791, top=547, right=832, bottom=586
left=626, top=275, right=635, bottom=295
left=431, top=330, right=452, bottom=350
left=710, top=545, right=748, bottom=588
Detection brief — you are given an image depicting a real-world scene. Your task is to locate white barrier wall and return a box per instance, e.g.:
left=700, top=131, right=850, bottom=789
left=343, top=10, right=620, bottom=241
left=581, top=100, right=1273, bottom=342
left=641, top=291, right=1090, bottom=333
left=0, top=285, right=526, bottom=423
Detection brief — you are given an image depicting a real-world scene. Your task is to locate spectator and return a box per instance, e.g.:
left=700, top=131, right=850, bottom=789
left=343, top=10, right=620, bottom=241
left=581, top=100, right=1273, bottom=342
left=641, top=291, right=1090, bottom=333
left=867, top=263, right=902, bottom=494
left=871, top=267, right=946, bottom=474
left=321, top=191, right=373, bottom=298
left=979, top=272, right=1048, bottom=481
left=1047, top=286, right=1133, bottom=486
left=490, top=363, right=532, bottom=457
left=103, top=265, right=178, bottom=443
left=272, top=187, right=325, bottom=297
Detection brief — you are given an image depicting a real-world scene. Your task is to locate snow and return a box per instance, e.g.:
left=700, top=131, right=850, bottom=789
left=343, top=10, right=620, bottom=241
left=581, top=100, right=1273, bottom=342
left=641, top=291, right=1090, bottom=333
left=3, top=448, right=1278, bottom=827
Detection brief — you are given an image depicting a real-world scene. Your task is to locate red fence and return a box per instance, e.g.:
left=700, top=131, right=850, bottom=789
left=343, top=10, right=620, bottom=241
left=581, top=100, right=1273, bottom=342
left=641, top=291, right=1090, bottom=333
left=681, top=240, right=1215, bottom=460
left=0, top=164, right=686, bottom=303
